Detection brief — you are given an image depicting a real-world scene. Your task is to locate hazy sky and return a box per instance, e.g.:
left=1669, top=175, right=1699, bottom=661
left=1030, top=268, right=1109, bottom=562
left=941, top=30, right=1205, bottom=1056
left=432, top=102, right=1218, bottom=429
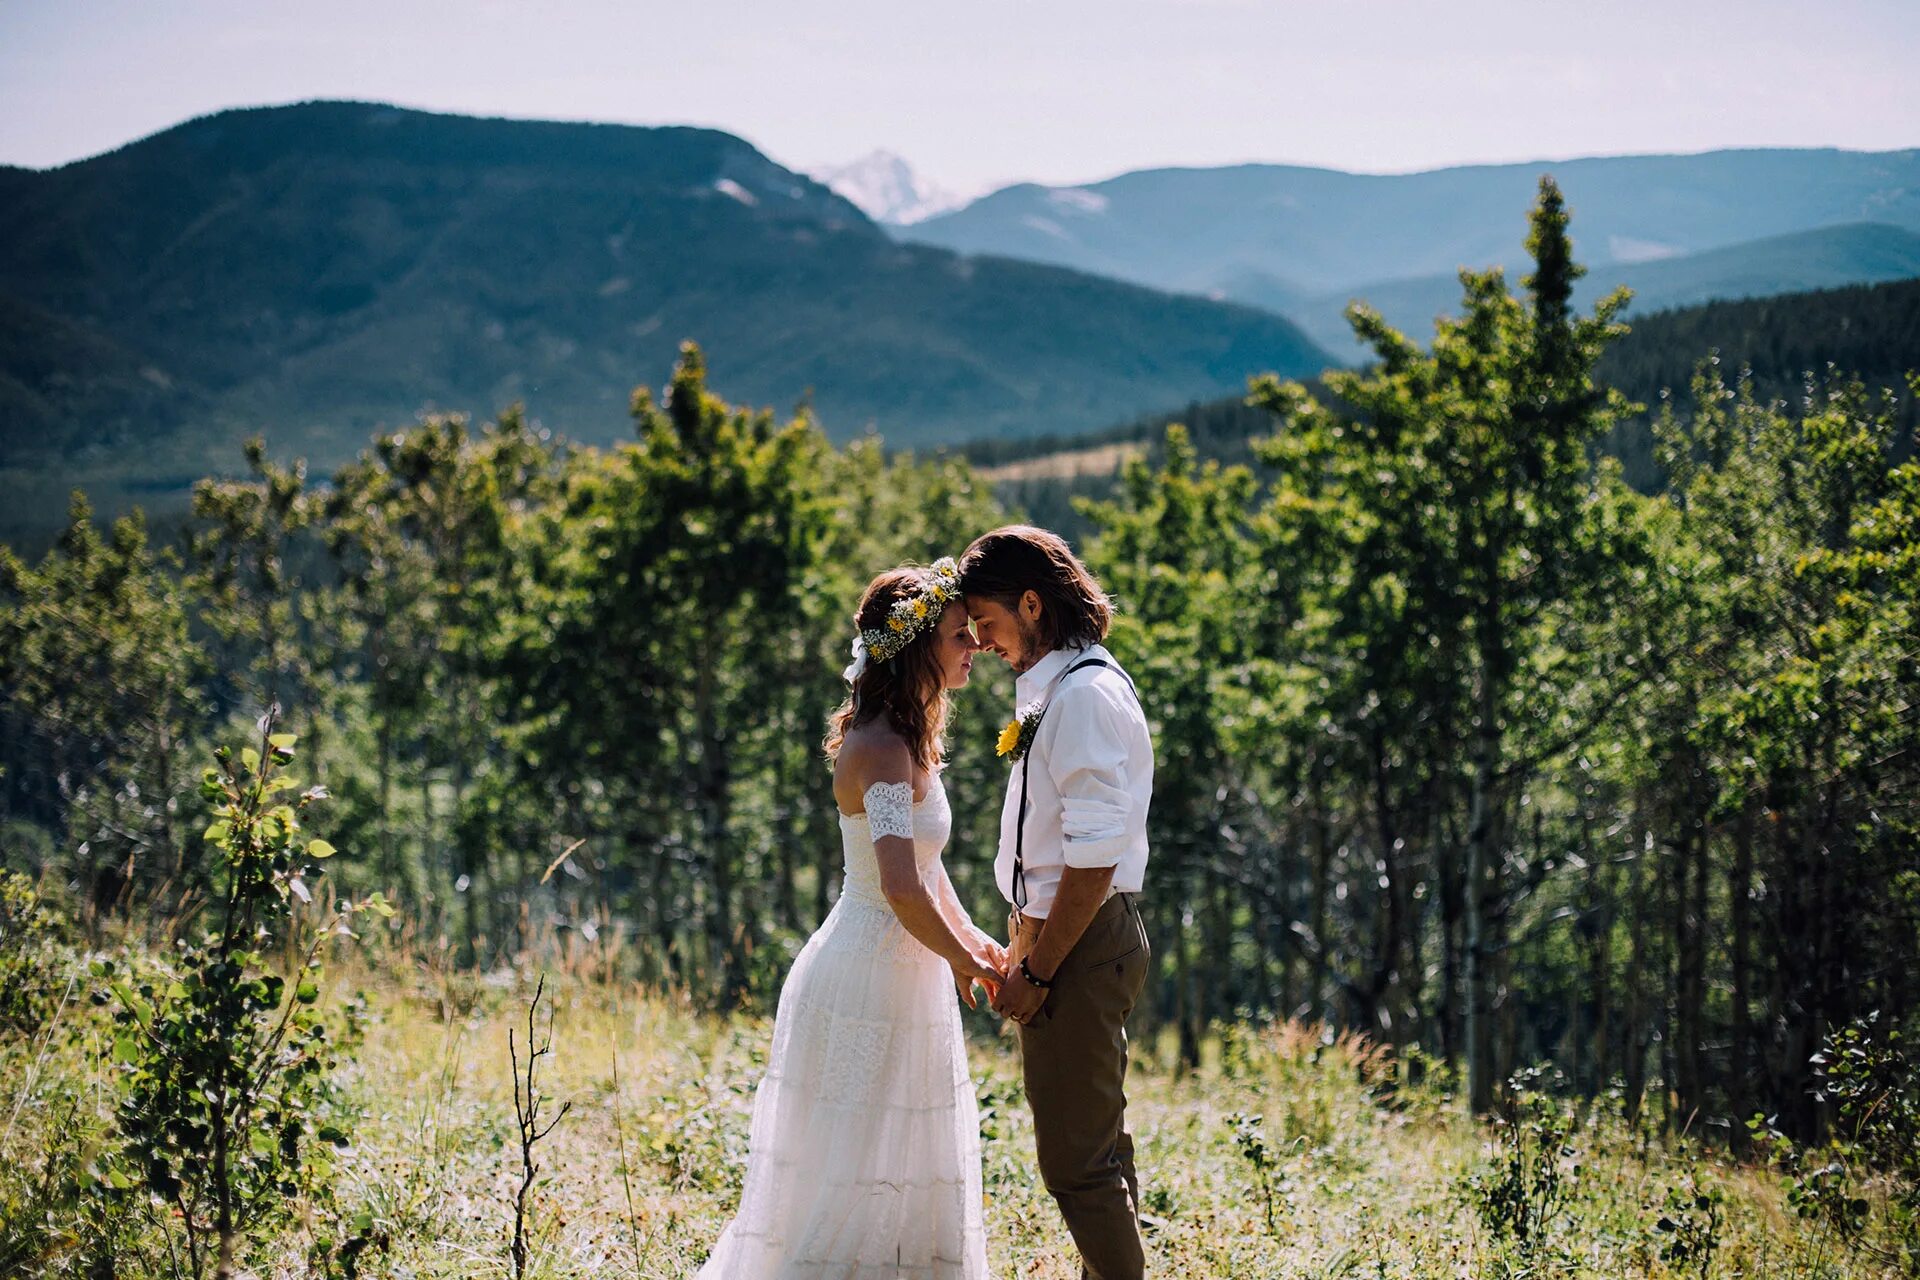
left=3, top=0, right=1916, bottom=192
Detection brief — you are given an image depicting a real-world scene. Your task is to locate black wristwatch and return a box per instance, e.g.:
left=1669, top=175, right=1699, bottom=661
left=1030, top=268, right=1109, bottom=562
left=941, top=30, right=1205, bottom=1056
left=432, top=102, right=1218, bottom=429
left=1019, top=957, right=1056, bottom=989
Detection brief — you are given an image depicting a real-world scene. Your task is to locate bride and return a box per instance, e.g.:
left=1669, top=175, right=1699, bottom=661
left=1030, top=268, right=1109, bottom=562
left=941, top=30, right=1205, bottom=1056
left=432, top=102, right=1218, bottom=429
left=696, top=557, right=1006, bottom=1278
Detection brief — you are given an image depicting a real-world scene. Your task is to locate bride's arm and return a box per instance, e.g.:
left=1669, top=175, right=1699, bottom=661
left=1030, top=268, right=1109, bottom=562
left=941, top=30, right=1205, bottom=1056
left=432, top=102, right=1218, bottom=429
left=933, top=860, right=992, bottom=949
left=879, top=832, right=1001, bottom=984
left=850, top=741, right=1001, bottom=983
left=933, top=860, right=1005, bottom=1008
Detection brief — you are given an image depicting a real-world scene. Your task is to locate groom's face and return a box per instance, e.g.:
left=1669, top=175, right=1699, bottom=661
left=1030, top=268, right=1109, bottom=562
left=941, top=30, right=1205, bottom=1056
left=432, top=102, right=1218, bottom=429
left=964, top=591, right=1045, bottom=673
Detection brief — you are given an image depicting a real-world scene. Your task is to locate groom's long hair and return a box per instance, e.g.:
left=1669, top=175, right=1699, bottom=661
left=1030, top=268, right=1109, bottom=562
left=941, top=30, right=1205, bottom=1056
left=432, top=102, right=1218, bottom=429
left=958, top=525, right=1111, bottom=652
left=823, top=567, right=952, bottom=772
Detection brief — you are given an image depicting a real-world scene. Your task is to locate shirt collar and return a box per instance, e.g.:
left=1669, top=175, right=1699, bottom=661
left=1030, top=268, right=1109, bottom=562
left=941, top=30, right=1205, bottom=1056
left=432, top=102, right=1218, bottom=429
left=1014, top=641, right=1103, bottom=708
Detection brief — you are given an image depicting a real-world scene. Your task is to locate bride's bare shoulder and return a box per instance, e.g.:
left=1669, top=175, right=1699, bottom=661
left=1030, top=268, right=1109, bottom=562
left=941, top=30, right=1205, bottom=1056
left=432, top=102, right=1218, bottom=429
left=832, top=723, right=914, bottom=811
left=836, top=722, right=912, bottom=778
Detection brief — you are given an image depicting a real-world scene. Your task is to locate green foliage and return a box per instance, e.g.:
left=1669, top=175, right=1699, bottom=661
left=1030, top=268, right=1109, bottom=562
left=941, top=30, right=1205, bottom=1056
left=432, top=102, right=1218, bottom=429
left=1228, top=1110, right=1284, bottom=1236
left=1745, top=1110, right=1876, bottom=1262
left=974, top=274, right=1920, bottom=500
left=0, top=1082, right=152, bottom=1280
left=1654, top=1175, right=1725, bottom=1279
left=0, top=871, right=75, bottom=1038
left=1787, top=1160, right=1872, bottom=1244
left=0, top=494, right=209, bottom=913
left=1598, top=277, right=1920, bottom=483
left=1809, top=1014, right=1920, bottom=1269
left=1080, top=423, right=1276, bottom=1061
left=319, top=406, right=560, bottom=940
left=97, top=713, right=366, bottom=1279
left=1247, top=177, right=1643, bottom=1108
left=1816, top=1015, right=1920, bottom=1184
left=188, top=438, right=317, bottom=717
left=1463, top=1068, right=1579, bottom=1252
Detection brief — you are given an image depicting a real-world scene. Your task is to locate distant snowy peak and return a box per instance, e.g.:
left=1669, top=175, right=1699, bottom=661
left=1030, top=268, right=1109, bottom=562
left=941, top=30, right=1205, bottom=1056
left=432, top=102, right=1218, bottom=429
left=809, top=151, right=970, bottom=225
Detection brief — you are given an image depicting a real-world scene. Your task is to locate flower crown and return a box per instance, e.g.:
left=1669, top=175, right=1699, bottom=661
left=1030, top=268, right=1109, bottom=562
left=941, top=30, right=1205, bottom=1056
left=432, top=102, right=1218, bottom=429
left=844, top=557, right=962, bottom=681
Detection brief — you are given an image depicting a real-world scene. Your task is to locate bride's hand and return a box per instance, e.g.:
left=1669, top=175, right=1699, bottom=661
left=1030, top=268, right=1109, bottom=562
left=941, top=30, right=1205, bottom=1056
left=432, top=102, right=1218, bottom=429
left=952, top=935, right=1006, bottom=1008
left=968, top=928, right=1009, bottom=976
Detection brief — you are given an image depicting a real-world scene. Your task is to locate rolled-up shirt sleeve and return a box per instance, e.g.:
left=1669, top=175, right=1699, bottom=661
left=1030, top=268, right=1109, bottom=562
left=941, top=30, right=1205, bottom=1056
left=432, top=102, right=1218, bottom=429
left=1043, top=683, right=1134, bottom=869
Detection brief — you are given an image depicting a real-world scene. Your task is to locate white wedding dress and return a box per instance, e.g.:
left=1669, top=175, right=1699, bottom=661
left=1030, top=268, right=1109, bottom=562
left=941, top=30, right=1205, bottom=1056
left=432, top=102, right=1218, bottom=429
left=696, top=769, right=992, bottom=1278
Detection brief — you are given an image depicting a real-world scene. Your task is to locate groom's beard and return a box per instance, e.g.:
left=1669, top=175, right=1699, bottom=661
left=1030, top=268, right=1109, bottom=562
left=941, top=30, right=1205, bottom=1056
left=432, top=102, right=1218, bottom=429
left=1009, top=617, right=1047, bottom=673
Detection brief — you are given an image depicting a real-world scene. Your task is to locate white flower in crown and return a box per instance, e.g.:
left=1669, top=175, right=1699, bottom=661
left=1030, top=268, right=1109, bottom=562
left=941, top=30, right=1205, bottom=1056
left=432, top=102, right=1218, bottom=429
left=859, top=557, right=961, bottom=665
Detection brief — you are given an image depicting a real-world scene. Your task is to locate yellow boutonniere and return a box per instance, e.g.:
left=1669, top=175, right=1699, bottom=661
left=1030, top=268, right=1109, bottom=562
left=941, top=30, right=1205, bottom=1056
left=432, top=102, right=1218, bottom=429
left=997, top=702, right=1044, bottom=761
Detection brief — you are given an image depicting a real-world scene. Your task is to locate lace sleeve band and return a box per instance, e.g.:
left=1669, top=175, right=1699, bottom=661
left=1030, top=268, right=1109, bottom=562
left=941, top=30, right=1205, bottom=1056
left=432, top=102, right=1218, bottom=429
left=862, top=780, right=915, bottom=841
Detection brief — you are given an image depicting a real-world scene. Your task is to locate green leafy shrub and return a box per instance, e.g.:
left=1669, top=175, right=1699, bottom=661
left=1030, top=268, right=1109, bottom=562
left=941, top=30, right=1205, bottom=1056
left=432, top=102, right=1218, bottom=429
left=96, top=711, right=379, bottom=1279
left=0, top=1081, right=159, bottom=1280
left=1228, top=1110, right=1285, bottom=1237
left=1811, top=1013, right=1920, bottom=1267
left=1463, top=1066, right=1579, bottom=1252
left=0, top=871, right=76, bottom=1039
left=1654, top=1174, right=1725, bottom=1279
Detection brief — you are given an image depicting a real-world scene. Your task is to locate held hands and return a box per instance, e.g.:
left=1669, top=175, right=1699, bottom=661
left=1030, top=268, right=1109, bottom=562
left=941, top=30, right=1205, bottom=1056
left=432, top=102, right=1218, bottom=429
left=951, top=929, right=1008, bottom=1010
left=991, top=956, right=1049, bottom=1025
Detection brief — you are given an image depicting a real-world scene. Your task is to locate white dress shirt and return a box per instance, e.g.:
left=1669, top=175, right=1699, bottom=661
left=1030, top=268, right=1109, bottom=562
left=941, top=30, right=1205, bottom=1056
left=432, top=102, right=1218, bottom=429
left=995, top=642, right=1154, bottom=918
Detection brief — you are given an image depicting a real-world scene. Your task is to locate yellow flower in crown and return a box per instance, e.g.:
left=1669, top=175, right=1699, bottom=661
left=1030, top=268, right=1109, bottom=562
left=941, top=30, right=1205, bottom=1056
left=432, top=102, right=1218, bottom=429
left=859, top=556, right=963, bottom=664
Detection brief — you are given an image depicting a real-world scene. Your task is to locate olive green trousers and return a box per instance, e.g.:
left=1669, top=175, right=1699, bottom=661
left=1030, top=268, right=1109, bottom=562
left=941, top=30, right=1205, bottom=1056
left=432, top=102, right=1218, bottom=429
left=1009, top=892, right=1151, bottom=1280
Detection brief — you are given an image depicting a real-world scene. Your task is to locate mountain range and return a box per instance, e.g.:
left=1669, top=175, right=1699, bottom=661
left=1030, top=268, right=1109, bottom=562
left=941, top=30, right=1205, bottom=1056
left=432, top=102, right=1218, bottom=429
left=5, top=103, right=1919, bottom=545
left=0, top=102, right=1328, bottom=535
left=901, top=149, right=1920, bottom=353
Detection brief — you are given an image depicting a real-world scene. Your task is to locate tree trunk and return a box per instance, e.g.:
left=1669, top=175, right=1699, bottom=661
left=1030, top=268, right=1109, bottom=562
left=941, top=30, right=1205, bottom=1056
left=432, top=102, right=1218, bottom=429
left=1464, top=668, right=1501, bottom=1113
left=1437, top=809, right=1463, bottom=1069
left=378, top=704, right=396, bottom=895
left=1729, top=802, right=1754, bottom=1142
left=1623, top=824, right=1653, bottom=1126
left=1365, top=733, right=1406, bottom=1042
left=1683, top=803, right=1710, bottom=1129
left=1172, top=860, right=1200, bottom=1070
left=1308, top=769, right=1332, bottom=1020
left=1582, top=807, right=1612, bottom=1098
left=1206, top=863, right=1233, bottom=1024
left=693, top=652, right=745, bottom=1006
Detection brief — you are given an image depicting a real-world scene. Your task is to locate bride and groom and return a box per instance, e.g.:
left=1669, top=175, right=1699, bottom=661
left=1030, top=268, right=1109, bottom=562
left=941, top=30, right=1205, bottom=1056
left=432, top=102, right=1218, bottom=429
left=696, top=525, right=1155, bottom=1279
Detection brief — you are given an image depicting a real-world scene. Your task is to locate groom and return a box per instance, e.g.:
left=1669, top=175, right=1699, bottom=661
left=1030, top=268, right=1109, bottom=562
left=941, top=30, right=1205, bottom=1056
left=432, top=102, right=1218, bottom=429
left=960, top=526, right=1154, bottom=1280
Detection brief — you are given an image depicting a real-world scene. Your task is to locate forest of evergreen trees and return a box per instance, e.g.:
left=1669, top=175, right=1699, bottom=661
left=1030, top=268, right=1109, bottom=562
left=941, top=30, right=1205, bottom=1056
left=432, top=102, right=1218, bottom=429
left=980, top=276, right=1920, bottom=539
left=3, top=180, right=1917, bottom=1146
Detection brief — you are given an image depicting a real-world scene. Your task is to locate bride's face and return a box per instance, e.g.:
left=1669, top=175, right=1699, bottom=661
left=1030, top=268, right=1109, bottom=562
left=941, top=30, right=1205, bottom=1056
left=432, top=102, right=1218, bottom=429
left=932, top=602, right=979, bottom=690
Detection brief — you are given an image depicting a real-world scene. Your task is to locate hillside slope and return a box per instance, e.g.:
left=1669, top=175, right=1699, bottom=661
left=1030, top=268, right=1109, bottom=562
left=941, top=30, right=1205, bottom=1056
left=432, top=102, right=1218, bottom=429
left=970, top=275, right=1920, bottom=533
left=0, top=101, right=1331, bottom=528
left=1295, top=222, right=1920, bottom=355
left=905, top=148, right=1920, bottom=353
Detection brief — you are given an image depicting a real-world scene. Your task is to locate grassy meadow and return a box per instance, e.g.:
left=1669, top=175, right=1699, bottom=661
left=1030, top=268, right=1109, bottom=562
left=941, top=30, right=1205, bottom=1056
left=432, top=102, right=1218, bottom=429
left=4, top=923, right=1906, bottom=1280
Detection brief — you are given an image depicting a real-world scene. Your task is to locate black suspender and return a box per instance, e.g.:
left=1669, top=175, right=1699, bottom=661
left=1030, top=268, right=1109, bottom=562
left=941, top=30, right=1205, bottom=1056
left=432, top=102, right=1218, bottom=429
left=1011, top=656, right=1139, bottom=912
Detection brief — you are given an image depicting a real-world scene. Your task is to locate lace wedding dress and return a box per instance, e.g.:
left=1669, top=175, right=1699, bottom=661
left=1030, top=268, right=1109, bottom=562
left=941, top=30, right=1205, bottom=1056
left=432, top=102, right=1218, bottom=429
left=695, top=769, right=992, bottom=1278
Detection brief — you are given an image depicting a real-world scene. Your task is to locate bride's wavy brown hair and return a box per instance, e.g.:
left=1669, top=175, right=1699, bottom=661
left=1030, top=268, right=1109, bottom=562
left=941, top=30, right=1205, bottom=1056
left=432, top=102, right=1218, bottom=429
left=823, top=567, right=953, bottom=772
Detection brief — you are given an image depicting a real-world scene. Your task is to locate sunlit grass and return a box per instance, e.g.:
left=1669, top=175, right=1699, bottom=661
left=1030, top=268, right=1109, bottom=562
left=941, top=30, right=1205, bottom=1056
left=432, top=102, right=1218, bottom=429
left=3, top=949, right=1908, bottom=1278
